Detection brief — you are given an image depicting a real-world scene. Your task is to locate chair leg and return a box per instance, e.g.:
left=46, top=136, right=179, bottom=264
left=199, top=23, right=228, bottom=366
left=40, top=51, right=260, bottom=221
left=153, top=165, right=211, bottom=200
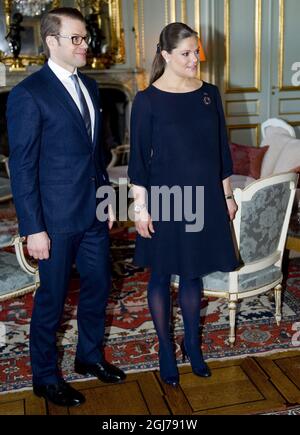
left=267, top=289, right=275, bottom=303
left=274, top=284, right=282, bottom=326
left=228, top=300, right=237, bottom=346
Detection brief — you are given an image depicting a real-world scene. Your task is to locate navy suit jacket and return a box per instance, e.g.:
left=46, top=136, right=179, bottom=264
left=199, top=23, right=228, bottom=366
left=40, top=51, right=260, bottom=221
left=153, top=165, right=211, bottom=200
left=6, top=63, right=110, bottom=236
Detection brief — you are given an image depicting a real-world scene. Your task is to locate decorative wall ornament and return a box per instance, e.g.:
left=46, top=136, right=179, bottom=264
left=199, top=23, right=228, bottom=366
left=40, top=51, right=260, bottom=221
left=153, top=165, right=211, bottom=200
left=13, top=0, right=52, bottom=17
left=76, top=0, right=125, bottom=68
left=5, top=12, right=26, bottom=71
left=1, top=0, right=60, bottom=68
left=1, top=1, right=125, bottom=70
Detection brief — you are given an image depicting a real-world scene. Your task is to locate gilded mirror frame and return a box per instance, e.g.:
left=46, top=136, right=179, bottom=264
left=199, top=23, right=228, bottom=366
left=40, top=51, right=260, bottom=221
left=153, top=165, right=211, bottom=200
left=1, top=0, right=60, bottom=67
left=76, top=1, right=125, bottom=68
left=1, top=0, right=125, bottom=68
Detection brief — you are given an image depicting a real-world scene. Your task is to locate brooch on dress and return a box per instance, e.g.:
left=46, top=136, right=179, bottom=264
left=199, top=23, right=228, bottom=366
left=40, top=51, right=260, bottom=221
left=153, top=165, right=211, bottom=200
left=203, top=93, right=212, bottom=105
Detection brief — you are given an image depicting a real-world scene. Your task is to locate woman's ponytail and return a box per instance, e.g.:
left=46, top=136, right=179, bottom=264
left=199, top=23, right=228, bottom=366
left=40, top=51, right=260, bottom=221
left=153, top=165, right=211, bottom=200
left=149, top=50, right=166, bottom=86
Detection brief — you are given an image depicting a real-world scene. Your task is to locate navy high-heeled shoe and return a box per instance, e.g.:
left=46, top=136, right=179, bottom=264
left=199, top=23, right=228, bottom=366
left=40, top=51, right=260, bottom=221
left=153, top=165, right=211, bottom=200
left=160, top=374, right=179, bottom=387
left=158, top=350, right=179, bottom=387
left=180, top=340, right=211, bottom=378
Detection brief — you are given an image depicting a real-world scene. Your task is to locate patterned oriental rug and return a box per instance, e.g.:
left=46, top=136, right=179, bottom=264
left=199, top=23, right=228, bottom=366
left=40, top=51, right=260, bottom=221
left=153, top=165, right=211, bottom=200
left=1, top=224, right=300, bottom=393
left=260, top=405, right=300, bottom=415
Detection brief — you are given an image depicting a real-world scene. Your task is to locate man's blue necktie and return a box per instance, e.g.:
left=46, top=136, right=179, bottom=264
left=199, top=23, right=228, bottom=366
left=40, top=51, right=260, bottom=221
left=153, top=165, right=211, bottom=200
left=70, top=74, right=92, bottom=140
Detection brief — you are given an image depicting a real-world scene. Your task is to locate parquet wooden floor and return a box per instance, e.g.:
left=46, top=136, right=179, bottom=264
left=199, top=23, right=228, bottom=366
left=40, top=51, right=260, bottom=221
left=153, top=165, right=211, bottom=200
left=1, top=350, right=300, bottom=415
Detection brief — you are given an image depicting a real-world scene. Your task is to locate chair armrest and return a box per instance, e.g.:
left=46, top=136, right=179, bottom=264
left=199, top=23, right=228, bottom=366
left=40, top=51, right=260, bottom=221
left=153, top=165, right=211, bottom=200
left=107, top=149, right=118, bottom=169
left=261, top=118, right=296, bottom=139
left=12, top=235, right=39, bottom=278
left=0, top=154, right=10, bottom=178
left=107, top=144, right=130, bottom=169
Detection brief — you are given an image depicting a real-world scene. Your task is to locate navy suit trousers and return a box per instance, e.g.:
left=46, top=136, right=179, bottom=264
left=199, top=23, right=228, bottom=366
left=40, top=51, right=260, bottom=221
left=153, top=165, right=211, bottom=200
left=30, top=219, right=111, bottom=385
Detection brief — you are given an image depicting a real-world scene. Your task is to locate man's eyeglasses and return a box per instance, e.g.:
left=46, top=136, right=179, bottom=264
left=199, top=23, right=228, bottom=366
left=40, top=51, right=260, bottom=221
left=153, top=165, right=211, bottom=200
left=52, top=34, right=91, bottom=46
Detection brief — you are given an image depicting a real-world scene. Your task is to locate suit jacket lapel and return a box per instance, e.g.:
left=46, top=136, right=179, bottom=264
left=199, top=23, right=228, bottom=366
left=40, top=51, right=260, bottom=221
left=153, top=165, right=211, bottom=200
left=41, top=64, right=93, bottom=149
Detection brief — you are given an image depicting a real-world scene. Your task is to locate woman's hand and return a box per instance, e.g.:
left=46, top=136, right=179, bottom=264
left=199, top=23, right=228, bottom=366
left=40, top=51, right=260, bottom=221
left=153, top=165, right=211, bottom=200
left=108, top=203, right=116, bottom=230
left=226, top=198, right=238, bottom=221
left=135, top=209, right=155, bottom=238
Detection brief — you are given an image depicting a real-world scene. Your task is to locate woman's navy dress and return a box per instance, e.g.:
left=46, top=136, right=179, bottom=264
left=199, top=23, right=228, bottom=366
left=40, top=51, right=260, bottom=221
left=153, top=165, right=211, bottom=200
left=128, top=82, right=239, bottom=278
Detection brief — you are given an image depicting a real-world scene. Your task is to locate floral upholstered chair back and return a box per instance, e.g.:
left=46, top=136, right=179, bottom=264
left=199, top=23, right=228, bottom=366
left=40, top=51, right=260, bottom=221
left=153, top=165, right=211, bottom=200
left=239, top=181, right=291, bottom=265
left=172, top=173, right=297, bottom=345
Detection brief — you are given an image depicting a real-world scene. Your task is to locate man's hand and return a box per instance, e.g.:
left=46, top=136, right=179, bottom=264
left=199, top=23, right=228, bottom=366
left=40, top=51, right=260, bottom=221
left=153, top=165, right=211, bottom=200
left=27, top=231, right=51, bottom=260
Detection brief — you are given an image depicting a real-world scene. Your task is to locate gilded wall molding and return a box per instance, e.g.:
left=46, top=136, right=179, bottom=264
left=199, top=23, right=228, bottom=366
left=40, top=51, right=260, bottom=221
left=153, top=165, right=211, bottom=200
left=225, top=99, right=260, bottom=117
left=278, top=98, right=300, bottom=116
left=228, top=124, right=259, bottom=146
left=74, top=0, right=125, bottom=65
left=165, top=0, right=169, bottom=26
left=194, top=0, right=201, bottom=76
left=254, top=0, right=262, bottom=92
left=225, top=0, right=261, bottom=93
left=133, top=0, right=145, bottom=69
left=181, top=0, right=187, bottom=23
left=109, top=0, right=125, bottom=63
left=194, top=0, right=201, bottom=37
left=278, top=0, right=300, bottom=91
left=133, top=0, right=140, bottom=68
left=170, top=0, right=176, bottom=22
left=278, top=0, right=285, bottom=90
left=164, top=0, right=186, bottom=24
left=140, top=0, right=145, bottom=66
left=164, top=0, right=176, bottom=23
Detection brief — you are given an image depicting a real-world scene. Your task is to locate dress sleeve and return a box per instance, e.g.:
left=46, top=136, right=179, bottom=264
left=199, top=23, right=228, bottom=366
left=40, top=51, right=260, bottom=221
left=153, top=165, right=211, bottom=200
left=128, top=91, right=152, bottom=188
left=214, top=86, right=234, bottom=180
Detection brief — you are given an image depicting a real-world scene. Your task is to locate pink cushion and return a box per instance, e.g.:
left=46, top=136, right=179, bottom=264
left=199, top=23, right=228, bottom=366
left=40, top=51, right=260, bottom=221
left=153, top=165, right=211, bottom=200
left=230, top=143, right=269, bottom=179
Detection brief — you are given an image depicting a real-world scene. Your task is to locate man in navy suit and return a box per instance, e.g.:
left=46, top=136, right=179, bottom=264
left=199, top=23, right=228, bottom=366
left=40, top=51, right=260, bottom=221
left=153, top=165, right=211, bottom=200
left=6, top=7, right=125, bottom=407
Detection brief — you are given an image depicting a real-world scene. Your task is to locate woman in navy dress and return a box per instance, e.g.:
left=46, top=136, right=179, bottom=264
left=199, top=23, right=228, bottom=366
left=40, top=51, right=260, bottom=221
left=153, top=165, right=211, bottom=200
left=128, top=23, right=239, bottom=387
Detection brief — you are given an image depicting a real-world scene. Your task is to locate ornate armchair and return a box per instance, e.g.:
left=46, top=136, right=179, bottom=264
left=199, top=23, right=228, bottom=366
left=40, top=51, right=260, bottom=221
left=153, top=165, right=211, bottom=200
left=0, top=154, right=12, bottom=202
left=230, top=118, right=300, bottom=192
left=107, top=144, right=129, bottom=186
left=0, top=235, right=39, bottom=301
left=173, top=172, right=298, bottom=345
left=0, top=152, right=39, bottom=300
left=107, top=144, right=130, bottom=169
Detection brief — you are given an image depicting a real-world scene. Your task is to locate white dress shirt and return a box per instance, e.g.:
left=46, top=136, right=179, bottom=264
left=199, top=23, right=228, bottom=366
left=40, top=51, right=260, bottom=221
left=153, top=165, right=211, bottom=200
left=48, top=58, right=95, bottom=140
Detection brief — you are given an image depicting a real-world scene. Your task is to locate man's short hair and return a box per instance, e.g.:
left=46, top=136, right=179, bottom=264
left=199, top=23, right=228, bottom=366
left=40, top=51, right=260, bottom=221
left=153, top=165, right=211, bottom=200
left=40, top=7, right=85, bottom=58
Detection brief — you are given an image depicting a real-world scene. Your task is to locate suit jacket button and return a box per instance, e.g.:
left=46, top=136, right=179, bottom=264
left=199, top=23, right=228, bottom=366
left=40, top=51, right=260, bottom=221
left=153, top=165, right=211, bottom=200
left=91, top=176, right=96, bottom=182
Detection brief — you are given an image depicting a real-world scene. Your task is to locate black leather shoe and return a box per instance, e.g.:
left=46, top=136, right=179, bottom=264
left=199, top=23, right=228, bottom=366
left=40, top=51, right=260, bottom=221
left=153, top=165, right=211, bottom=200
left=75, top=359, right=126, bottom=383
left=33, top=380, right=85, bottom=407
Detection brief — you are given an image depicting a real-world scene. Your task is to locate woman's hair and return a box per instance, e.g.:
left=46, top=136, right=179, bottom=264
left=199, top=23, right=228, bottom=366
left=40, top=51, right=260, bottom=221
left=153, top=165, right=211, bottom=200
left=149, top=22, right=198, bottom=85
left=40, top=7, right=85, bottom=58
